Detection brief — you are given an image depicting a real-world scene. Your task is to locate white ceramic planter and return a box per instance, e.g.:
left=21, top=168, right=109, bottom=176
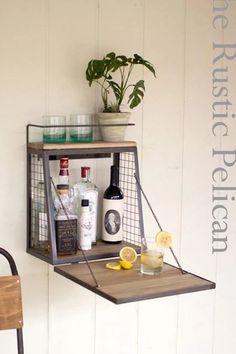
left=96, top=112, right=131, bottom=142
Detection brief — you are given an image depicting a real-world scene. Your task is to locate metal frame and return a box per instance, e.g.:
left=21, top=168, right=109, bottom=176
left=0, top=248, right=24, bottom=354
left=26, top=125, right=144, bottom=265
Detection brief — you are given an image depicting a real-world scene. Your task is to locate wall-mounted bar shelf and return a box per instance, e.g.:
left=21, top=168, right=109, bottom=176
left=26, top=126, right=215, bottom=304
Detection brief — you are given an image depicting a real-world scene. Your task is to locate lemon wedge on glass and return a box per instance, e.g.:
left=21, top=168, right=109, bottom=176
left=119, top=246, right=137, bottom=263
left=106, top=262, right=121, bottom=270
left=155, top=231, right=173, bottom=248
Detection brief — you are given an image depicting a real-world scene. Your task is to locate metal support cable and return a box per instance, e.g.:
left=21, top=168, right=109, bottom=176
left=134, top=173, right=184, bottom=274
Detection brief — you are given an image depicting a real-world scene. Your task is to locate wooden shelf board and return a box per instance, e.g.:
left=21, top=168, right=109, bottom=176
left=28, top=141, right=137, bottom=150
left=54, top=258, right=215, bottom=304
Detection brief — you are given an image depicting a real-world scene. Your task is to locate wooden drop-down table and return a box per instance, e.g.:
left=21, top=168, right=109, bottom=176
left=54, top=258, right=215, bottom=305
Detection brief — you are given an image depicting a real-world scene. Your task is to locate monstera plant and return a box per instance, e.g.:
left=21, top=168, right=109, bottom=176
left=86, top=52, right=156, bottom=141
left=86, top=52, right=156, bottom=112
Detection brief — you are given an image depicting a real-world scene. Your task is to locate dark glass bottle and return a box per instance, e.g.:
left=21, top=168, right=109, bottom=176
left=102, top=165, right=124, bottom=243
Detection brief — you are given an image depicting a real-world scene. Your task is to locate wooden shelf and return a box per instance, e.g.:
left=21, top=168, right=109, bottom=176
left=54, top=258, right=215, bottom=305
left=28, top=241, right=141, bottom=265
left=28, top=141, right=137, bottom=151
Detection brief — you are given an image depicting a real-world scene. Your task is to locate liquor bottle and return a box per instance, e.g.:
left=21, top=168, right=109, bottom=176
left=78, top=199, right=92, bottom=250
left=72, top=167, right=98, bottom=244
left=102, top=165, right=124, bottom=243
left=58, top=157, right=69, bottom=185
left=54, top=184, right=77, bottom=255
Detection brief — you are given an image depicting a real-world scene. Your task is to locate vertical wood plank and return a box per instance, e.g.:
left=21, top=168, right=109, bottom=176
left=95, top=2, right=144, bottom=353
left=47, top=2, right=98, bottom=354
left=213, top=1, right=236, bottom=353
left=140, top=1, right=186, bottom=353
left=48, top=0, right=98, bottom=115
left=95, top=296, right=138, bottom=354
left=98, top=0, right=145, bottom=145
left=177, top=292, right=215, bottom=354
left=0, top=0, right=49, bottom=353
left=177, top=1, right=216, bottom=353
left=138, top=297, right=178, bottom=354
left=179, top=0, right=216, bottom=278
left=49, top=269, right=95, bottom=354
left=142, top=0, right=185, bottom=265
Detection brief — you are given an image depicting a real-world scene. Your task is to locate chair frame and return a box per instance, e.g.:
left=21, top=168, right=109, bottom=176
left=0, top=247, right=24, bottom=354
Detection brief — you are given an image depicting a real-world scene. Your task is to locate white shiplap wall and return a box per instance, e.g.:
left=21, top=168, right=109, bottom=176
left=0, top=1, right=235, bottom=353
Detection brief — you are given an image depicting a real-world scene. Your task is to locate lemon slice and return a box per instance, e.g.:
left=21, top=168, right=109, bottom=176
left=119, top=247, right=137, bottom=263
left=155, top=231, right=173, bottom=248
left=119, top=260, right=133, bottom=270
left=106, top=262, right=121, bottom=270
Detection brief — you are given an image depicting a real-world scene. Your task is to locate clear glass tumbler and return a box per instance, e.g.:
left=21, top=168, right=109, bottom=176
left=140, top=236, right=164, bottom=275
left=69, top=114, right=93, bottom=143
left=43, top=115, right=66, bottom=143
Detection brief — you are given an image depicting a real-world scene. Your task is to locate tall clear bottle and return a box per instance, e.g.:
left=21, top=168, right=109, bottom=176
left=102, top=165, right=124, bottom=243
left=72, top=167, right=98, bottom=244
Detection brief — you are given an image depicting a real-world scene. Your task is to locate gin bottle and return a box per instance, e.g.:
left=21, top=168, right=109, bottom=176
left=72, top=167, right=98, bottom=244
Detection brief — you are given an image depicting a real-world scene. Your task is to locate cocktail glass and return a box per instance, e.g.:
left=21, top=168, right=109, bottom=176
left=140, top=237, right=164, bottom=275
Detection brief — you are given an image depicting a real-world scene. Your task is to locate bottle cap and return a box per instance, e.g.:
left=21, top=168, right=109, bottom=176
left=57, top=184, right=69, bottom=190
left=81, top=166, right=90, bottom=178
left=60, top=157, right=69, bottom=169
left=81, top=199, right=89, bottom=207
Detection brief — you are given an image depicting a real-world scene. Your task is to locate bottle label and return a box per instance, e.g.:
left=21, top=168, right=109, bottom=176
left=58, top=175, right=69, bottom=185
left=83, top=190, right=98, bottom=243
left=78, top=212, right=92, bottom=250
left=102, top=199, right=123, bottom=242
left=55, top=219, right=77, bottom=254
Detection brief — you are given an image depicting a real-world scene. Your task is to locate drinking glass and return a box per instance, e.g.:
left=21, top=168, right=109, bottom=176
left=140, top=236, right=164, bottom=275
left=69, top=114, right=93, bottom=142
left=43, top=115, right=66, bottom=143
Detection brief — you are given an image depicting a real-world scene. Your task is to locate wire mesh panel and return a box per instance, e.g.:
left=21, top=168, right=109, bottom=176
left=119, top=152, right=142, bottom=246
left=30, top=154, right=49, bottom=251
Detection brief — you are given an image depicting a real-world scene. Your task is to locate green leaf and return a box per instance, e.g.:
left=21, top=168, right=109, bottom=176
left=104, top=52, right=116, bottom=61
left=128, top=80, right=145, bottom=109
left=109, top=81, right=121, bottom=99
left=86, top=59, right=106, bottom=85
left=104, top=52, right=117, bottom=72
left=131, top=54, right=156, bottom=77
left=111, top=55, right=129, bottom=72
